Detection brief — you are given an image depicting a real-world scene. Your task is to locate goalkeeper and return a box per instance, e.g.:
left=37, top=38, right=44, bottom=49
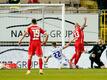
left=87, top=39, right=106, bottom=68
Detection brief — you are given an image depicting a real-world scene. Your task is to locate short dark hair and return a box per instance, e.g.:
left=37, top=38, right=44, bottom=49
left=32, top=18, right=37, bottom=24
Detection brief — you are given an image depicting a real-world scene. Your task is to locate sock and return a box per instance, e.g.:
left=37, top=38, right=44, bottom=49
left=39, top=58, right=43, bottom=69
left=74, top=52, right=81, bottom=65
left=28, top=59, right=31, bottom=70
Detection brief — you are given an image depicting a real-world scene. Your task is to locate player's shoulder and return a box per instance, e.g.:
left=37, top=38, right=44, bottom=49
left=27, top=24, right=32, bottom=29
left=51, top=47, right=61, bottom=51
left=57, top=46, right=63, bottom=51
left=29, top=24, right=41, bottom=29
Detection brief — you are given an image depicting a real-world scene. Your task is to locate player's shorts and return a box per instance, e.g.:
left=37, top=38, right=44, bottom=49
left=28, top=41, right=43, bottom=57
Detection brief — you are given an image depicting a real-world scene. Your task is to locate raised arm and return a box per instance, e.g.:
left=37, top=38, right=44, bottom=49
left=81, top=17, right=87, bottom=30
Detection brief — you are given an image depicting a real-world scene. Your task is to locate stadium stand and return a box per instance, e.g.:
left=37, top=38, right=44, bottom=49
left=1, top=0, right=107, bottom=44
left=66, top=7, right=78, bottom=13
left=20, top=0, right=27, bottom=4
left=78, top=7, right=88, bottom=13
left=0, top=0, right=7, bottom=3
left=8, top=0, right=20, bottom=4
left=0, top=0, right=99, bottom=10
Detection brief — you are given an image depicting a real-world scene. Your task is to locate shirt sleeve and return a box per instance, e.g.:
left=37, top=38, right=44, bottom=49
left=88, top=45, right=96, bottom=53
left=40, top=28, right=46, bottom=34
left=27, top=26, right=30, bottom=34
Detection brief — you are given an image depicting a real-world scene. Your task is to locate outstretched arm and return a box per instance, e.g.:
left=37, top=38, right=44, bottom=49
left=62, top=38, right=75, bottom=49
left=81, top=17, right=87, bottom=30
left=88, top=45, right=96, bottom=54
left=18, top=29, right=28, bottom=46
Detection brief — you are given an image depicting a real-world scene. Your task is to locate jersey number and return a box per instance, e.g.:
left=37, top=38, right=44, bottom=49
left=53, top=51, right=61, bottom=58
left=73, top=31, right=79, bottom=40
left=32, top=29, right=40, bottom=40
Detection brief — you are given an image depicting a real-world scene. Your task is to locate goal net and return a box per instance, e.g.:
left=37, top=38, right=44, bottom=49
left=0, top=4, right=65, bottom=46
left=0, top=4, right=66, bottom=68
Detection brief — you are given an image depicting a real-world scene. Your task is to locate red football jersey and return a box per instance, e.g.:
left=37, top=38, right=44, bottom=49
left=73, top=25, right=81, bottom=44
left=27, top=24, right=46, bottom=42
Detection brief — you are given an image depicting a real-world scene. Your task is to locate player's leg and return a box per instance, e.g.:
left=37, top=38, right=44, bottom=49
left=58, top=61, right=63, bottom=69
left=26, top=44, right=34, bottom=75
left=89, top=56, right=95, bottom=68
left=36, top=44, right=43, bottom=74
left=74, top=52, right=81, bottom=65
left=70, top=53, right=76, bottom=63
left=95, top=59, right=105, bottom=68
left=99, top=61, right=105, bottom=68
left=74, top=43, right=81, bottom=66
left=69, top=44, right=78, bottom=68
left=26, top=54, right=33, bottom=74
left=69, top=53, right=76, bottom=68
left=38, top=56, right=43, bottom=74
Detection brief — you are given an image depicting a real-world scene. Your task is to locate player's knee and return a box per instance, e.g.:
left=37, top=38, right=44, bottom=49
left=28, top=55, right=32, bottom=59
left=38, top=57, right=42, bottom=59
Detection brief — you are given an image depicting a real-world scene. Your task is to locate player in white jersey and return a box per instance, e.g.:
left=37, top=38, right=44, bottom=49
left=45, top=39, right=74, bottom=69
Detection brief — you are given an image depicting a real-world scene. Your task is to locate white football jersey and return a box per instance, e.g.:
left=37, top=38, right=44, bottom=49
left=50, top=47, right=63, bottom=60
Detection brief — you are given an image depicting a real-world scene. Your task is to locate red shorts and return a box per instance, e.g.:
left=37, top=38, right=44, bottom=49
left=28, top=41, right=43, bottom=57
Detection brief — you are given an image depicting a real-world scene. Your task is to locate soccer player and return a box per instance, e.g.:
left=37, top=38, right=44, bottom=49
left=70, top=17, right=87, bottom=68
left=19, top=18, right=48, bottom=74
left=44, top=39, right=74, bottom=69
left=87, top=39, right=106, bottom=68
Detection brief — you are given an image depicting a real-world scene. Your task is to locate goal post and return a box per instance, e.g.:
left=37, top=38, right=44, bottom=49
left=0, top=4, right=65, bottom=46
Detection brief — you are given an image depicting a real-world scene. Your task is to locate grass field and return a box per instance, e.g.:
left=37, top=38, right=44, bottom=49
left=0, top=69, right=107, bottom=80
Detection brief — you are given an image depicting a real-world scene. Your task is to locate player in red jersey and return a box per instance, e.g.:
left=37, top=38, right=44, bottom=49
left=70, top=17, right=87, bottom=68
left=19, top=19, right=48, bottom=74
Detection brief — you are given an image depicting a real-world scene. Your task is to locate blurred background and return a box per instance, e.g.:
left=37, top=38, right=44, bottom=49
left=0, top=0, right=107, bottom=69
left=0, top=0, right=107, bottom=44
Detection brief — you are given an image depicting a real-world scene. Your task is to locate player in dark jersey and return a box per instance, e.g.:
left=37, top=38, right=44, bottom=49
left=19, top=19, right=48, bottom=74
left=88, top=39, right=106, bottom=68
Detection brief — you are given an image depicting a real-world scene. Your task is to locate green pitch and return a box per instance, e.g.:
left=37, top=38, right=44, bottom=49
left=0, top=69, right=107, bottom=80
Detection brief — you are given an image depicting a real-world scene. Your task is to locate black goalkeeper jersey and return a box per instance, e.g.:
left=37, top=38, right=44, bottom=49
left=88, top=44, right=106, bottom=58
